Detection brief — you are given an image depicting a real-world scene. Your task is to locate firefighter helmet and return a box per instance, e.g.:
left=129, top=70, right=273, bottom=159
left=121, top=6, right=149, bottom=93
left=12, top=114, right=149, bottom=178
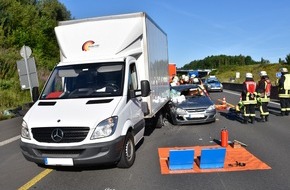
left=280, top=68, right=288, bottom=73
left=245, top=72, right=253, bottom=78
left=259, top=71, right=267, bottom=77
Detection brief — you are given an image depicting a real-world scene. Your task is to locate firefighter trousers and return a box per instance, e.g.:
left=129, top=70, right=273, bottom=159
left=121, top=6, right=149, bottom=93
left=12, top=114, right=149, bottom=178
left=243, top=103, right=256, bottom=123
left=280, top=98, right=290, bottom=116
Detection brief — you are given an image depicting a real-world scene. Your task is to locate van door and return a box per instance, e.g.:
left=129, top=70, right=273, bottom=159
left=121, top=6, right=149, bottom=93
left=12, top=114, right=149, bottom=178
left=128, top=61, right=144, bottom=140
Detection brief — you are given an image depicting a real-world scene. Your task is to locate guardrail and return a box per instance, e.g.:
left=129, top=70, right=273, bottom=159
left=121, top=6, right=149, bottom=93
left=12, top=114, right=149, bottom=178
left=222, top=83, right=279, bottom=100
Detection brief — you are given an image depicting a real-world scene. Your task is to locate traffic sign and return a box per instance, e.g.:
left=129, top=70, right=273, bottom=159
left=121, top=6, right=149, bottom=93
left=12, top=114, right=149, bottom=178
left=20, top=45, right=32, bottom=58
left=16, top=57, right=39, bottom=89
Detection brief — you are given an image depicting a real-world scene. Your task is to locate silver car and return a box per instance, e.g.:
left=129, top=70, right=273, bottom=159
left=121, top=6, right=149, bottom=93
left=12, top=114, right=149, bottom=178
left=168, top=84, right=216, bottom=125
left=204, top=77, right=223, bottom=92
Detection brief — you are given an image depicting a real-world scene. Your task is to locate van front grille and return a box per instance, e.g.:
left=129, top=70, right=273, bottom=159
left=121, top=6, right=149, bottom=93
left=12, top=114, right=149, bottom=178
left=32, top=127, right=90, bottom=143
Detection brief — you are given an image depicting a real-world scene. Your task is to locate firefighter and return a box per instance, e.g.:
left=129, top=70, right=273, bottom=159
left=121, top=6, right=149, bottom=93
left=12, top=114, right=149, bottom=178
left=241, top=73, right=257, bottom=124
left=256, top=71, right=271, bottom=122
left=278, top=68, right=290, bottom=116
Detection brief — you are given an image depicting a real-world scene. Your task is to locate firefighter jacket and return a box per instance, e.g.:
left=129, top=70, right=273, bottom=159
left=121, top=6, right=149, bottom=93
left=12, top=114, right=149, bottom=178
left=278, top=73, right=290, bottom=98
left=256, top=77, right=271, bottom=103
left=241, top=79, right=257, bottom=104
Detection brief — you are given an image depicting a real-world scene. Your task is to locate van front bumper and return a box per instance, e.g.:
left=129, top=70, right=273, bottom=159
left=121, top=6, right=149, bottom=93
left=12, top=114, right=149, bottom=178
left=20, top=136, right=125, bottom=167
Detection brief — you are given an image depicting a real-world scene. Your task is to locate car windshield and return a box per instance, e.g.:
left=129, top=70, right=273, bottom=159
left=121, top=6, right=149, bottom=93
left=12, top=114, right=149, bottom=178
left=40, top=62, right=124, bottom=100
left=171, top=85, right=206, bottom=97
left=207, top=79, right=219, bottom=83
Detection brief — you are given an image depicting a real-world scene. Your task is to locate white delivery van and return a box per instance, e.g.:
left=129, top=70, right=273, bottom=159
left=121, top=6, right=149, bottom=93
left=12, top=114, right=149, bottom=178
left=20, top=12, right=169, bottom=168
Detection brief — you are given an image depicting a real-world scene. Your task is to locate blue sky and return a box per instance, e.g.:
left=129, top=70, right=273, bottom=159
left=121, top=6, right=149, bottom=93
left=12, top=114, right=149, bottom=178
left=59, top=0, right=290, bottom=68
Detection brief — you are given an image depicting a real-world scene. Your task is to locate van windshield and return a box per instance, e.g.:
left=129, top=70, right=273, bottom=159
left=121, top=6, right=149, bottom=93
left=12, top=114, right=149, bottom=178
left=40, top=62, right=124, bottom=99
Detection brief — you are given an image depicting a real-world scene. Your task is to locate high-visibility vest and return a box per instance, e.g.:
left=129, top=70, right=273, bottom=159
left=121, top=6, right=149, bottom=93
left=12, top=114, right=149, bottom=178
left=243, top=81, right=257, bottom=104
left=265, top=79, right=271, bottom=97
left=257, top=79, right=271, bottom=102
left=279, top=74, right=290, bottom=98
left=245, top=81, right=256, bottom=93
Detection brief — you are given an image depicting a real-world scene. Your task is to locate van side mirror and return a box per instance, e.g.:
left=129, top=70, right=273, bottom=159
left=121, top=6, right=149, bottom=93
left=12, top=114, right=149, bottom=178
left=32, top=87, right=39, bottom=102
left=141, top=80, right=150, bottom=97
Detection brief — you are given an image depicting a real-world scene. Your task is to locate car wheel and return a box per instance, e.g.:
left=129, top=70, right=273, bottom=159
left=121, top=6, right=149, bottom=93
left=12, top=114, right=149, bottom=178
left=117, top=132, right=135, bottom=168
left=171, top=116, right=178, bottom=125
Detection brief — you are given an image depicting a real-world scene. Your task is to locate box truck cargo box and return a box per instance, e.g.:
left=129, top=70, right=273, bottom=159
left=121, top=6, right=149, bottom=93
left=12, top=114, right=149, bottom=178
left=20, top=12, right=169, bottom=168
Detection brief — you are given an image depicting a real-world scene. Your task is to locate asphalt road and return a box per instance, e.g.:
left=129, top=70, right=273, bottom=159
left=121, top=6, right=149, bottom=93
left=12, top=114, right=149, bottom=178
left=1, top=90, right=290, bottom=190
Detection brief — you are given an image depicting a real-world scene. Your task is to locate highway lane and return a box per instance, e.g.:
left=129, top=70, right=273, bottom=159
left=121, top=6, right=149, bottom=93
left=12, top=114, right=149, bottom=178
left=0, top=117, right=22, bottom=142
left=1, top=90, right=290, bottom=190
left=0, top=117, right=44, bottom=190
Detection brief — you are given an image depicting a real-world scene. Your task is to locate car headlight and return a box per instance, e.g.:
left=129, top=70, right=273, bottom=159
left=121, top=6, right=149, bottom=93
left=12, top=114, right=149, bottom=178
left=206, top=105, right=216, bottom=112
left=21, top=120, right=31, bottom=140
left=220, top=84, right=223, bottom=87
left=91, top=116, right=118, bottom=140
left=176, top=108, right=188, bottom=115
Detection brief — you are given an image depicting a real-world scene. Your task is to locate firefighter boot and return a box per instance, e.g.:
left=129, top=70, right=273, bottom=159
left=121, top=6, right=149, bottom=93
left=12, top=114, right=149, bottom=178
left=260, top=116, right=265, bottom=122
left=243, top=116, right=248, bottom=124
left=281, top=111, right=285, bottom=116
left=250, top=116, right=255, bottom=124
left=265, top=115, right=269, bottom=122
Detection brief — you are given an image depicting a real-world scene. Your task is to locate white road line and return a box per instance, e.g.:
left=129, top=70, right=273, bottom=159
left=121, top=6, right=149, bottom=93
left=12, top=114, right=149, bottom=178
left=0, top=135, right=21, bottom=146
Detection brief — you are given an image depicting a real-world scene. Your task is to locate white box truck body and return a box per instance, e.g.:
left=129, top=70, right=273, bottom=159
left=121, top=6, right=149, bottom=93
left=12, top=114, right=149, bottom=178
left=20, top=12, right=169, bottom=168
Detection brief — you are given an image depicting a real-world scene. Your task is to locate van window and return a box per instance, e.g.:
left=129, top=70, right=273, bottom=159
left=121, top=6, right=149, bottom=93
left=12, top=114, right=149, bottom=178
left=40, top=62, right=125, bottom=99
left=129, top=63, right=138, bottom=90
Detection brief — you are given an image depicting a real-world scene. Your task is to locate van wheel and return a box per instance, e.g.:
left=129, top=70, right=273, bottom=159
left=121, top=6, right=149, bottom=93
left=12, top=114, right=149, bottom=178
left=117, top=132, right=135, bottom=168
left=155, top=113, right=165, bottom=128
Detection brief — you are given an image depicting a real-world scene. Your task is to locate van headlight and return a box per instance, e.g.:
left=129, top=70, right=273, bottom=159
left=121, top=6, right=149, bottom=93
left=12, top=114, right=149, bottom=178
left=91, top=116, right=118, bottom=139
left=21, top=120, right=31, bottom=140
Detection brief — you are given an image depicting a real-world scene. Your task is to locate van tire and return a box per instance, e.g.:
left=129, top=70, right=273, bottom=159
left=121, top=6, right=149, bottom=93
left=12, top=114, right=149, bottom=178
left=117, top=132, right=135, bottom=168
left=155, top=112, right=165, bottom=128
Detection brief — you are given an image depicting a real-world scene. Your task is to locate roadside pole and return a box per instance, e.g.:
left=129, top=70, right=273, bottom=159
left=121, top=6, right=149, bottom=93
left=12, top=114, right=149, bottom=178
left=21, top=46, right=33, bottom=99
left=17, top=45, right=39, bottom=102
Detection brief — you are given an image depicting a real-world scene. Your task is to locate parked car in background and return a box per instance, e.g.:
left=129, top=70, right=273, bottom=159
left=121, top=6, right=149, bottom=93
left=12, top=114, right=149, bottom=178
left=204, top=76, right=223, bottom=92
left=168, top=84, right=216, bottom=125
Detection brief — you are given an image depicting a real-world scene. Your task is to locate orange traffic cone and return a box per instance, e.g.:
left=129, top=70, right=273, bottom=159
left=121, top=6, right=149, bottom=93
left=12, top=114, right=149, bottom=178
left=222, top=97, right=227, bottom=106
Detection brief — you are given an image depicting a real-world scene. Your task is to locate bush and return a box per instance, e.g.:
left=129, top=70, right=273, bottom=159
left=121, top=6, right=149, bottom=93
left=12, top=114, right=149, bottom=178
left=0, top=80, right=13, bottom=90
left=0, top=86, right=31, bottom=111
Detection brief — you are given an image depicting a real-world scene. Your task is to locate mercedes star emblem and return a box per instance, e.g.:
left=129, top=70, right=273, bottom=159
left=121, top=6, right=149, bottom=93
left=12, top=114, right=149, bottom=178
left=51, top=128, right=64, bottom=142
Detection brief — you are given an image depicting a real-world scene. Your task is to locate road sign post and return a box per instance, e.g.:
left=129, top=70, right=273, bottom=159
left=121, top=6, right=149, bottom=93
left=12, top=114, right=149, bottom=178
left=20, top=45, right=32, bottom=99
left=18, top=45, right=39, bottom=101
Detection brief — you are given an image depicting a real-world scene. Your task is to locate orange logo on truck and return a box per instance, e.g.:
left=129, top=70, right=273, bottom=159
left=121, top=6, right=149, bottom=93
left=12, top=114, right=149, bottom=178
left=82, top=40, right=95, bottom=51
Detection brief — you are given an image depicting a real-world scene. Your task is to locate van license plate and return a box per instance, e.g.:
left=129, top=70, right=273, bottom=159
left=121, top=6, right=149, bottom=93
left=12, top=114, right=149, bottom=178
left=44, top=158, right=73, bottom=166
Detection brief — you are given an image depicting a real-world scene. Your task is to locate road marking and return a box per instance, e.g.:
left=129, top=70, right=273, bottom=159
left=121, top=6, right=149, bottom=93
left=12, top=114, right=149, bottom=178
left=18, top=169, right=53, bottom=190
left=0, top=135, right=21, bottom=146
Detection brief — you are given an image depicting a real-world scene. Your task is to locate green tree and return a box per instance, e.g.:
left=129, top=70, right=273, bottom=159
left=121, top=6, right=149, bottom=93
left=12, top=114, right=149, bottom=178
left=286, top=54, right=290, bottom=65
left=181, top=55, right=258, bottom=70
left=0, top=0, right=71, bottom=112
left=0, top=0, right=71, bottom=79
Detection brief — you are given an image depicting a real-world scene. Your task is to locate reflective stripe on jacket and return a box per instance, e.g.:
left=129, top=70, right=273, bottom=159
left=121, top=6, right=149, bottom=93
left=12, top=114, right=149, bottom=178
left=278, top=74, right=290, bottom=98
